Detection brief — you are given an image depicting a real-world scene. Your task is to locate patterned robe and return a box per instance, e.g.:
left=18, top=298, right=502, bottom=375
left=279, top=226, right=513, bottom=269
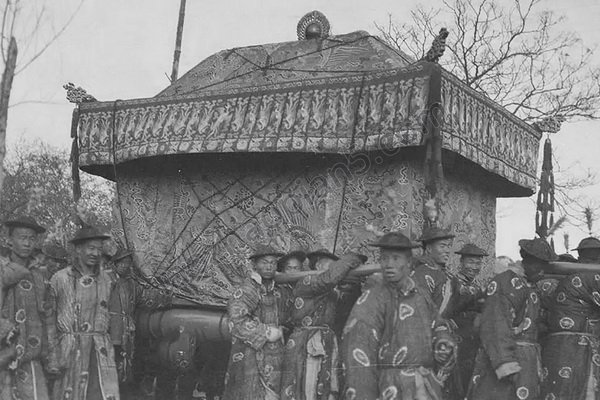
left=412, top=256, right=453, bottom=317
left=1, top=254, right=54, bottom=400
left=48, top=265, right=119, bottom=400
left=468, top=270, right=542, bottom=400
left=540, top=272, right=600, bottom=400
left=445, top=274, right=485, bottom=400
left=342, top=276, right=456, bottom=400
left=280, top=258, right=355, bottom=400
left=222, top=276, right=292, bottom=400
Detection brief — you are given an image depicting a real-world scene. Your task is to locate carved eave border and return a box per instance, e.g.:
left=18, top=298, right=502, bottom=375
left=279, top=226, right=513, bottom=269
left=76, top=61, right=540, bottom=193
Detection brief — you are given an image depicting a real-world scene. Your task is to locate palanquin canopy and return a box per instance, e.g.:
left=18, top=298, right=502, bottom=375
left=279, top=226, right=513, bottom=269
left=76, top=30, right=541, bottom=197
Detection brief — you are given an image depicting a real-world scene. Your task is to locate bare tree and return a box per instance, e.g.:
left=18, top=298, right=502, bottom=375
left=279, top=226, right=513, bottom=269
left=376, top=0, right=600, bottom=123
left=0, top=139, right=114, bottom=247
left=0, top=0, right=84, bottom=194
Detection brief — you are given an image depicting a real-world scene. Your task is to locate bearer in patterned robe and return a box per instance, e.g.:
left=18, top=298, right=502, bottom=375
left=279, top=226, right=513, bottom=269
left=411, top=226, right=456, bottom=316
left=222, top=244, right=292, bottom=400
left=342, top=232, right=457, bottom=400
left=1, top=216, right=57, bottom=400
left=280, top=251, right=365, bottom=400
left=468, top=238, right=556, bottom=400
left=446, top=243, right=488, bottom=400
left=47, top=226, right=120, bottom=400
left=540, top=236, right=600, bottom=400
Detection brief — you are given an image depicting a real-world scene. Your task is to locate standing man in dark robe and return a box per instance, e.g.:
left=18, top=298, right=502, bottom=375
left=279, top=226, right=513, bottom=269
left=468, top=238, right=555, bottom=400
left=573, top=237, right=600, bottom=264
left=280, top=251, right=365, bottom=400
left=342, top=232, right=457, bottom=400
left=412, top=227, right=456, bottom=316
left=47, top=226, right=120, bottom=400
left=1, top=215, right=57, bottom=400
left=222, top=244, right=292, bottom=400
left=446, top=244, right=488, bottom=400
left=108, top=249, right=139, bottom=390
left=540, top=235, right=600, bottom=400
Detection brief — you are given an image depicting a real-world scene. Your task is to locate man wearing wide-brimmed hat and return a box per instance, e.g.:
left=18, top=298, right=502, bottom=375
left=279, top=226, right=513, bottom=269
left=280, top=250, right=365, bottom=400
left=222, top=243, right=292, bottom=400
left=412, top=226, right=456, bottom=315
left=469, top=238, right=555, bottom=400
left=539, top=236, right=600, bottom=400
left=446, top=243, right=488, bottom=400
left=47, top=226, right=120, bottom=400
left=342, top=232, right=457, bottom=400
left=1, top=215, right=55, bottom=400
left=573, top=236, right=600, bottom=264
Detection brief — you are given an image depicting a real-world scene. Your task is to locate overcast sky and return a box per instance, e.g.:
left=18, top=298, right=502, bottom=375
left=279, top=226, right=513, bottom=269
left=6, top=0, right=600, bottom=259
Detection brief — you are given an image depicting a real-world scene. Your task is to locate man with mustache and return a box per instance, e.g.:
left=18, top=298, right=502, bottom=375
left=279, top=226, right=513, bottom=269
left=222, top=244, right=292, bottom=400
left=342, top=232, right=457, bottom=400
left=47, top=226, right=120, bottom=400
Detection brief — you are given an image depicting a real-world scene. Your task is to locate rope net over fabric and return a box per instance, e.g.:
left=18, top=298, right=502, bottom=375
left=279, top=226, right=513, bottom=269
left=110, top=153, right=496, bottom=307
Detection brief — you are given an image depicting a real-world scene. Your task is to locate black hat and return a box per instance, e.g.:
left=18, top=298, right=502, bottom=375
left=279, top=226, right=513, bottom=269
left=347, top=252, right=369, bottom=264
left=307, top=248, right=339, bottom=261
left=418, top=227, right=455, bottom=243
left=248, top=244, right=284, bottom=260
left=518, top=238, right=558, bottom=262
left=368, top=232, right=420, bottom=250
left=4, top=215, right=46, bottom=234
left=557, top=253, right=578, bottom=262
left=572, top=237, right=600, bottom=251
left=70, top=226, right=110, bottom=245
left=455, top=243, right=488, bottom=257
left=42, top=243, right=68, bottom=261
left=112, top=248, right=133, bottom=262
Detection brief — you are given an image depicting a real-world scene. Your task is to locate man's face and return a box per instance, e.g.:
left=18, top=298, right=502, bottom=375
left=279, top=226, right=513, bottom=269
left=379, top=248, right=412, bottom=283
left=315, top=257, right=334, bottom=272
left=460, top=255, right=483, bottom=281
left=282, top=257, right=303, bottom=273
left=9, top=227, right=37, bottom=259
left=75, top=239, right=103, bottom=269
left=254, top=255, right=278, bottom=279
left=425, top=239, right=453, bottom=266
left=578, top=248, right=600, bottom=263
left=115, top=256, right=133, bottom=276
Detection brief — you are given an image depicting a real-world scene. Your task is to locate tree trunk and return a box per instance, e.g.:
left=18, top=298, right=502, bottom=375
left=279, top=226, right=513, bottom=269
left=0, top=37, right=18, bottom=197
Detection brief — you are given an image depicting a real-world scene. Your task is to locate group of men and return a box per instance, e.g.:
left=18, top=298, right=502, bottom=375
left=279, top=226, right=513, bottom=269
left=3, top=211, right=600, bottom=400
left=223, top=226, right=600, bottom=400
left=0, top=215, right=152, bottom=400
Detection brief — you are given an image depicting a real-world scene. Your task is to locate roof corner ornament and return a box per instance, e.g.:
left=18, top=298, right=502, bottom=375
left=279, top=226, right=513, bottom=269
left=532, top=115, right=566, bottom=134
left=63, top=82, right=97, bottom=104
left=297, top=10, right=330, bottom=41
left=421, top=28, right=449, bottom=63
